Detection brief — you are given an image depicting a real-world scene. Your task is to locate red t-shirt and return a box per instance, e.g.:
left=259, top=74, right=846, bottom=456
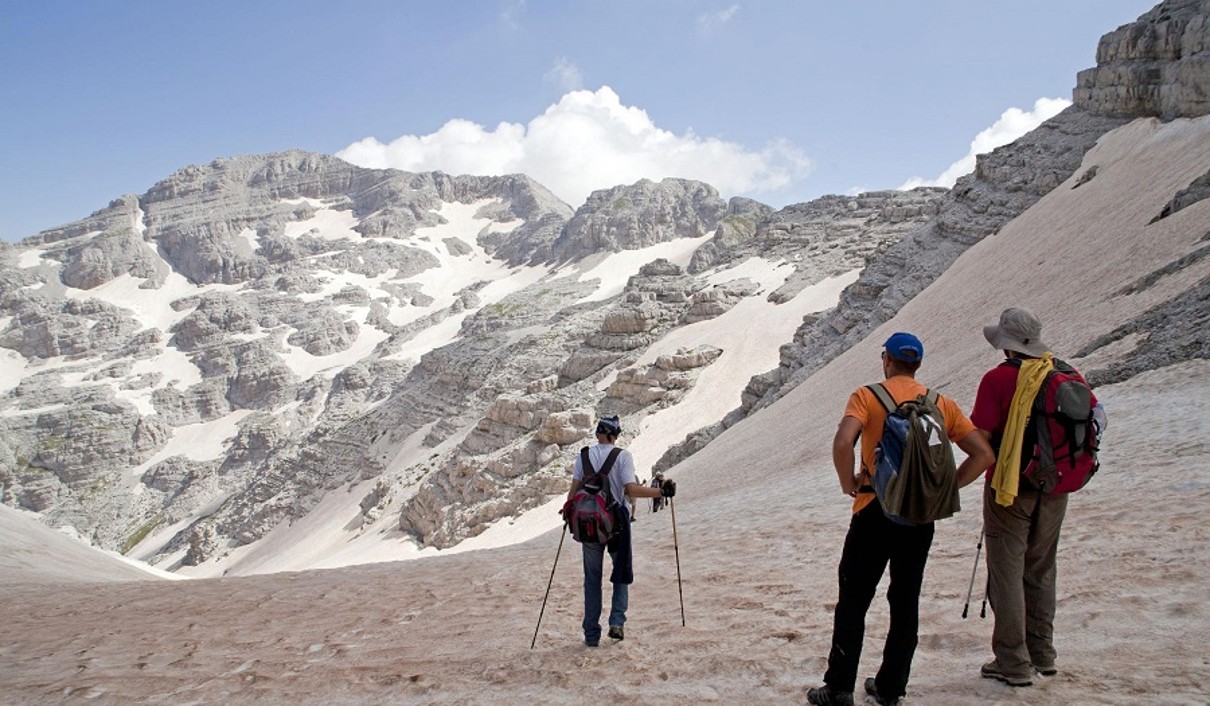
left=971, top=360, right=1098, bottom=481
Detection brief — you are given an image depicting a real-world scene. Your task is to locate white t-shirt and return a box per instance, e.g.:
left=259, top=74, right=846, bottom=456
left=572, top=443, right=637, bottom=507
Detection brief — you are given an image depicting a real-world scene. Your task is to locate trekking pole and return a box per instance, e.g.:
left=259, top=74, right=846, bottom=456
left=962, top=529, right=984, bottom=619
left=530, top=524, right=567, bottom=649
left=669, top=497, right=686, bottom=627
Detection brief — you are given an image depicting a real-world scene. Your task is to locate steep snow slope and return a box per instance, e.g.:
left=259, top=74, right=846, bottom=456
left=0, top=505, right=172, bottom=587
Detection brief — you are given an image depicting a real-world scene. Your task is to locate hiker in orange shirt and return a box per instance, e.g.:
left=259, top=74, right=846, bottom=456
left=808, top=332, right=993, bottom=706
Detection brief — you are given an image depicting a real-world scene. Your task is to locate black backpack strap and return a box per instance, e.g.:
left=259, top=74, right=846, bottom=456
left=599, top=448, right=623, bottom=507
left=865, top=383, right=897, bottom=413
left=581, top=447, right=623, bottom=507
left=599, top=447, right=623, bottom=475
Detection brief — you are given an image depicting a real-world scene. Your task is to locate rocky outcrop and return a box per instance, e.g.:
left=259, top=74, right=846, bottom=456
left=693, top=188, right=948, bottom=304
left=683, top=280, right=759, bottom=324
left=1150, top=167, right=1210, bottom=222
left=1075, top=0, right=1210, bottom=120
left=1079, top=246, right=1210, bottom=386
left=558, top=261, right=702, bottom=386
left=685, top=197, right=776, bottom=273
left=0, top=297, right=145, bottom=359
left=600, top=345, right=723, bottom=414
left=551, top=178, right=727, bottom=261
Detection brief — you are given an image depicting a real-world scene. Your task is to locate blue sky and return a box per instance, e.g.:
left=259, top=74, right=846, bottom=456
left=0, top=1, right=1155, bottom=242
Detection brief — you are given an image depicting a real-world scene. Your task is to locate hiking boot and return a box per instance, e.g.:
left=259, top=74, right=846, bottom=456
left=1035, top=664, right=1058, bottom=677
left=863, top=678, right=901, bottom=705
left=584, top=637, right=599, bottom=647
left=607, top=625, right=624, bottom=641
left=981, top=661, right=1033, bottom=687
left=806, top=685, right=854, bottom=706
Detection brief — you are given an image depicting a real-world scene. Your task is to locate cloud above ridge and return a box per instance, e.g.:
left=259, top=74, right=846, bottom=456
left=336, top=86, right=809, bottom=208
left=899, top=97, right=1071, bottom=189
left=697, top=5, right=741, bottom=35
left=543, top=58, right=584, bottom=92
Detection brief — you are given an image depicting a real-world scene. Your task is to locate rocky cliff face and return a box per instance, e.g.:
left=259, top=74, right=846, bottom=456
left=1, top=154, right=577, bottom=558
left=1074, top=0, right=1210, bottom=120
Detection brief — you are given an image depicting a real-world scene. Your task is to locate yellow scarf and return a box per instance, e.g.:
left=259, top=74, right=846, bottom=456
left=991, top=352, right=1054, bottom=507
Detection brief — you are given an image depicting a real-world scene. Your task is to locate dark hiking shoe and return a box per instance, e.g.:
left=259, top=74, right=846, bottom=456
left=585, top=637, right=599, bottom=647
left=806, top=685, right=854, bottom=706
left=863, top=678, right=901, bottom=705
left=981, top=661, right=1033, bottom=687
left=608, top=625, right=624, bottom=641
left=1035, top=664, right=1058, bottom=677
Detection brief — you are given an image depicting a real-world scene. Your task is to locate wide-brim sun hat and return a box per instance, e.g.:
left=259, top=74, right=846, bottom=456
left=983, top=307, right=1050, bottom=358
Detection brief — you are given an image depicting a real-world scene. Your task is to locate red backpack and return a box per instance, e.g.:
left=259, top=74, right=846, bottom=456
left=562, top=447, right=623, bottom=544
left=1010, top=358, right=1100, bottom=494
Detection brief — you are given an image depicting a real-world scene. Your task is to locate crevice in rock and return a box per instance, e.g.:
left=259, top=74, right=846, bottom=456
left=1073, top=166, right=1100, bottom=189
left=1149, top=169, right=1210, bottom=223
left=1113, top=244, right=1210, bottom=296
left=1080, top=276, right=1210, bottom=387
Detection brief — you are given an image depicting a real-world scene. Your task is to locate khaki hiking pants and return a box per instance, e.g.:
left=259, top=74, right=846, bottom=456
left=983, top=481, right=1068, bottom=680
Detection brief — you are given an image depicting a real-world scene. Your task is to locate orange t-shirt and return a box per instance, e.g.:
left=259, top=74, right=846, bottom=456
left=843, top=375, right=977, bottom=514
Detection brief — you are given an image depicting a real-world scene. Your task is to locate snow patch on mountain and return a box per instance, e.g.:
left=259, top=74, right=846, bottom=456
left=573, top=232, right=714, bottom=303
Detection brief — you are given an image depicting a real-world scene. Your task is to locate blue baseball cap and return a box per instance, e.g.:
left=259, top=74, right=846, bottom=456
left=884, top=332, right=924, bottom=362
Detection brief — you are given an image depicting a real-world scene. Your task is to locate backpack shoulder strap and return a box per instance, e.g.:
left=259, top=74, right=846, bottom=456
left=582, top=447, right=622, bottom=507
left=865, top=383, right=897, bottom=414
left=599, top=447, right=623, bottom=475
left=923, top=388, right=939, bottom=405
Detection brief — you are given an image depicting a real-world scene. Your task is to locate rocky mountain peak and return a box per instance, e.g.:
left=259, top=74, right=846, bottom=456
left=552, top=178, right=728, bottom=260
left=1075, top=0, right=1210, bottom=119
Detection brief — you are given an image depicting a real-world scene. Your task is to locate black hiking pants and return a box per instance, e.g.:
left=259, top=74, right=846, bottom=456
left=823, top=501, right=934, bottom=698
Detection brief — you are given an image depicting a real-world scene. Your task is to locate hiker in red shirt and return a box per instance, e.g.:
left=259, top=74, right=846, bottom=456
left=972, top=308, right=1101, bottom=687
left=808, top=333, right=994, bottom=706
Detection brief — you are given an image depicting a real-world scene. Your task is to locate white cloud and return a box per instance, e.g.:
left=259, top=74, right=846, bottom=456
left=899, top=97, right=1071, bottom=190
left=337, top=86, right=810, bottom=208
left=697, top=4, right=741, bottom=34
left=543, top=57, right=583, bottom=92
left=500, top=0, right=526, bottom=29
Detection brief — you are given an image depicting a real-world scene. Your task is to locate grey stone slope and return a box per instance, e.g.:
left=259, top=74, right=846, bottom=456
left=653, top=0, right=1210, bottom=473
left=0, top=154, right=578, bottom=559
